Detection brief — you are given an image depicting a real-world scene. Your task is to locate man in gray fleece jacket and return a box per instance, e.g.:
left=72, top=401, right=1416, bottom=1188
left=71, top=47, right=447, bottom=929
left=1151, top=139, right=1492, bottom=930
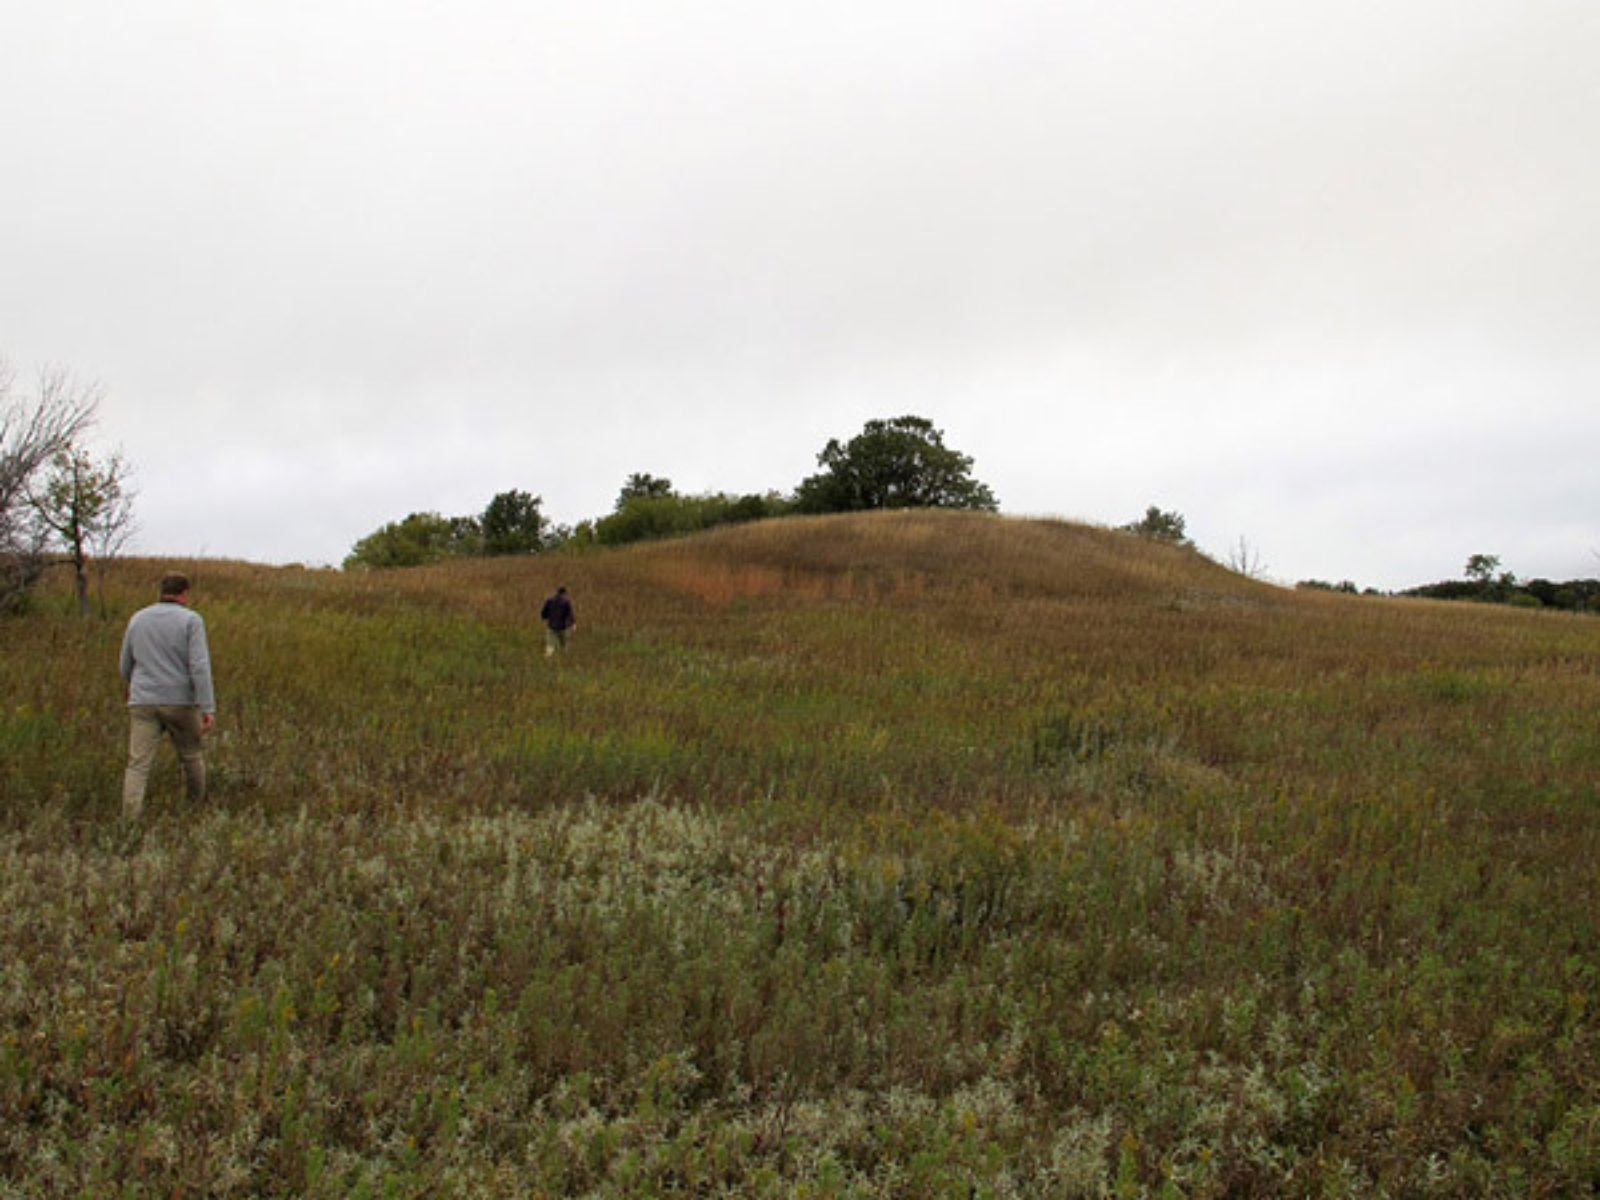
left=119, top=572, right=215, bottom=820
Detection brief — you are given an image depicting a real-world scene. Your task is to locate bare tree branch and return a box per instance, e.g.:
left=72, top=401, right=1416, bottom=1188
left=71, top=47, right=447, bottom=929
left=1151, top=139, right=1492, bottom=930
left=1, top=359, right=104, bottom=612
left=1226, top=535, right=1268, bottom=581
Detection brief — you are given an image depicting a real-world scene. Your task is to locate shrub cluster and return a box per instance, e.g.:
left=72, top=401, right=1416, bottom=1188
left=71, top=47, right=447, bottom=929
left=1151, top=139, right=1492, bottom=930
left=593, top=491, right=791, bottom=548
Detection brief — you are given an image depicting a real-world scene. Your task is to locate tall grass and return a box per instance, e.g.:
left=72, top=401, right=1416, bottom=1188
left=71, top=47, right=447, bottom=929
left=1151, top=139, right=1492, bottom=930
left=2, top=511, right=1598, bottom=1194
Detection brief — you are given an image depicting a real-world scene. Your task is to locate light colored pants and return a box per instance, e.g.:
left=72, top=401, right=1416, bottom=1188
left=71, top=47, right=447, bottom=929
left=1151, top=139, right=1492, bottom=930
left=123, top=705, right=207, bottom=820
left=544, top=627, right=569, bottom=657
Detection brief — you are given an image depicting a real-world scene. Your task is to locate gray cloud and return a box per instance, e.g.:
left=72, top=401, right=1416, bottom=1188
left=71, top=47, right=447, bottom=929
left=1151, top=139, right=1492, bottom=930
left=2, top=1, right=1596, bottom=587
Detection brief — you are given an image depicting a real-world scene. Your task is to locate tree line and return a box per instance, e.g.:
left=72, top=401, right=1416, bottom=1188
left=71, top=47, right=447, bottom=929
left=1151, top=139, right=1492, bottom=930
left=1294, top=552, right=1599, bottom=613
left=1395, top=553, right=1600, bottom=614
left=343, top=415, right=999, bottom=569
left=9, top=352, right=1594, bottom=612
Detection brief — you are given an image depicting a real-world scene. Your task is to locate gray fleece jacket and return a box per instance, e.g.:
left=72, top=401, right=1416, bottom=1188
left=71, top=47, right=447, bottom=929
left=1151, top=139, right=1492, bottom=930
left=120, top=600, right=216, bottom=713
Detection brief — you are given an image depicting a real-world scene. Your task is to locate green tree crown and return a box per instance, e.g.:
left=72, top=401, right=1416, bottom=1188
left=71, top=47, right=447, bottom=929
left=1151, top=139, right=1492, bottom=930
left=343, top=512, right=481, bottom=570
left=481, top=489, right=547, bottom=556
left=1120, top=506, right=1190, bottom=546
left=793, top=416, right=998, bottom=514
left=616, top=473, right=675, bottom=509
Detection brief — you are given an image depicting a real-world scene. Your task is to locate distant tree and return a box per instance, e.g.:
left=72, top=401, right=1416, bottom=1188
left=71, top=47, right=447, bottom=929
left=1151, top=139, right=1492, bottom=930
left=1120, top=506, right=1191, bottom=546
left=1404, top=579, right=1486, bottom=602
left=481, top=489, right=548, bottom=556
left=794, top=416, right=998, bottom=514
left=344, top=512, right=481, bottom=570
left=1463, top=553, right=1519, bottom=601
left=345, top=487, right=562, bottom=568
left=2, top=361, right=101, bottom=612
left=596, top=495, right=695, bottom=545
left=1523, top=578, right=1597, bottom=613
left=1297, top=579, right=1359, bottom=594
left=596, top=490, right=789, bottom=546
left=616, top=473, right=675, bottom=509
left=31, top=447, right=136, bottom=617
left=724, top=491, right=786, bottom=524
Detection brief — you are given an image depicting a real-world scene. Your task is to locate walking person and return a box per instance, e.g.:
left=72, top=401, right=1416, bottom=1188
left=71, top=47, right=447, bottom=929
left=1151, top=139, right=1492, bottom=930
left=540, top=585, right=577, bottom=658
left=119, top=572, right=215, bottom=820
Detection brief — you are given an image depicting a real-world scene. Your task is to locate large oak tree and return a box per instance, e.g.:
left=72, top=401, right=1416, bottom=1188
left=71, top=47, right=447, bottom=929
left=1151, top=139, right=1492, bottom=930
left=794, top=415, right=998, bottom=514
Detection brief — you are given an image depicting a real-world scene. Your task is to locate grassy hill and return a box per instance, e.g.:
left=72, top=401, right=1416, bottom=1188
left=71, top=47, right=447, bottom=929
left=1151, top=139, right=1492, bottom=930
left=3, top=511, right=1598, bottom=1194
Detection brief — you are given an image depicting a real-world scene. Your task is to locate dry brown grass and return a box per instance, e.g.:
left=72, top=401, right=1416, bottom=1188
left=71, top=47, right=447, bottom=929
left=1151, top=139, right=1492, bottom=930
left=3, top=511, right=1598, bottom=1194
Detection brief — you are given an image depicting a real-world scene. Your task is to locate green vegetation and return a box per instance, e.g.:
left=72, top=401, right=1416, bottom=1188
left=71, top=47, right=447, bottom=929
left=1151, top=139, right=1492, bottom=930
left=31, top=446, right=137, bottom=618
left=346, top=414, right=998, bottom=566
left=342, top=510, right=489, bottom=570
left=344, top=490, right=566, bottom=570
left=481, top=489, right=552, bottom=558
left=793, top=415, right=998, bottom=514
left=4, top=511, right=1599, bottom=1194
left=595, top=488, right=791, bottom=548
left=1117, top=506, right=1192, bottom=547
left=1401, top=554, right=1600, bottom=614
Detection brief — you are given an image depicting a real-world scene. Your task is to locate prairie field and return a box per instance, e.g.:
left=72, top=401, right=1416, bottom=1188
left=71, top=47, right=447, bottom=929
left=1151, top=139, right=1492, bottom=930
left=2, top=510, right=1598, bottom=1196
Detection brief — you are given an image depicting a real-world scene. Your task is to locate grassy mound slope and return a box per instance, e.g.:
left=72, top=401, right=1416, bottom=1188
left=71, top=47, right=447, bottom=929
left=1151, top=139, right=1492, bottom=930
left=3, top=511, right=1598, bottom=1194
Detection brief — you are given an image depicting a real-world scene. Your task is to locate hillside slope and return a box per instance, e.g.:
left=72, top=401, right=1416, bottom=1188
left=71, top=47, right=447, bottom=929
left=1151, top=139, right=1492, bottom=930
left=3, top=511, right=1600, bottom=1193
left=10, top=507, right=1594, bottom=816
left=614, top=509, right=1264, bottom=605
left=438, top=508, right=1291, bottom=644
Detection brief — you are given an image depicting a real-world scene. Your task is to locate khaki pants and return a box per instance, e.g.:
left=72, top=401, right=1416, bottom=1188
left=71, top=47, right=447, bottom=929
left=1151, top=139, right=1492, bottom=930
left=544, top=627, right=569, bottom=657
left=123, top=705, right=207, bottom=820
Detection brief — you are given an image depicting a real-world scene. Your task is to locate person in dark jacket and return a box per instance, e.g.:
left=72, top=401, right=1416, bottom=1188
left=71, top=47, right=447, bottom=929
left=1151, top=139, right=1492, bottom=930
left=540, top=586, right=577, bottom=658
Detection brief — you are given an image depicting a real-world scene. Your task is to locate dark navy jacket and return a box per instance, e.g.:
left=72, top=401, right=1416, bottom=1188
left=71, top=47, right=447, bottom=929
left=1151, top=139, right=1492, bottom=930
left=540, top=592, right=575, bottom=631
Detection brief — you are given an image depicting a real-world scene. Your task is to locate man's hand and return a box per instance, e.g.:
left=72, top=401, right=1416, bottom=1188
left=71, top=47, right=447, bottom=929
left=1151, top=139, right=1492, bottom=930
left=201, top=713, right=216, bottom=735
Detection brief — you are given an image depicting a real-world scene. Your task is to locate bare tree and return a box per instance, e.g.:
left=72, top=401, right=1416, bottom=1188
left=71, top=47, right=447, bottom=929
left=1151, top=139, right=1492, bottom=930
left=32, top=447, right=137, bottom=617
left=1, top=360, right=102, bottom=612
left=1226, top=534, right=1268, bottom=580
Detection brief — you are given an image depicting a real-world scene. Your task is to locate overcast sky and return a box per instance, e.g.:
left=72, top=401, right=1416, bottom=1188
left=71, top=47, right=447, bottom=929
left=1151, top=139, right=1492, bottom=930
left=3, top=2, right=1596, bottom=589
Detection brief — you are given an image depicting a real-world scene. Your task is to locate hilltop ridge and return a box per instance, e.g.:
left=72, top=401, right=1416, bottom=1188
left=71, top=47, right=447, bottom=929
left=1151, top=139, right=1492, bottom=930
left=578, top=509, right=1276, bottom=610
